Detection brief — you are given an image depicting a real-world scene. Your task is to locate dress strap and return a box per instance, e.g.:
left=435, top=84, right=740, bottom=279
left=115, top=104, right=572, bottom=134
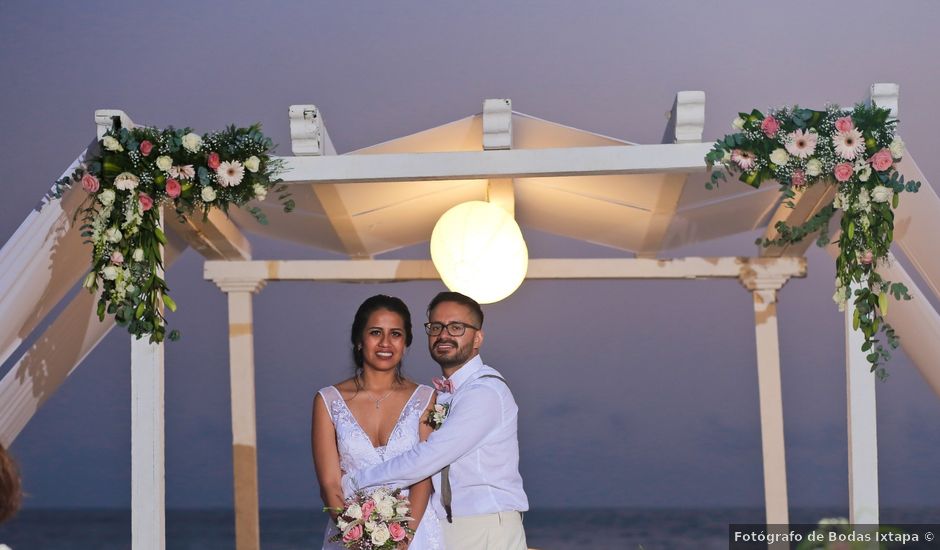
left=416, top=384, right=435, bottom=411
left=317, top=386, right=343, bottom=423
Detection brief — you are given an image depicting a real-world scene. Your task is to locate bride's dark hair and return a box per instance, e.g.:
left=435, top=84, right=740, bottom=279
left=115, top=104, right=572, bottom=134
left=350, top=295, right=413, bottom=383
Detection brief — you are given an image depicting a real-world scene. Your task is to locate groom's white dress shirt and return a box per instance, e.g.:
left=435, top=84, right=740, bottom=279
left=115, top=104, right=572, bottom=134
left=353, top=355, right=528, bottom=519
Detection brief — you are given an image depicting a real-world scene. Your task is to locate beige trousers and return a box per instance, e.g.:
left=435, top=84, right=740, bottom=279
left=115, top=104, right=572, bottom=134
left=441, top=510, right=527, bottom=550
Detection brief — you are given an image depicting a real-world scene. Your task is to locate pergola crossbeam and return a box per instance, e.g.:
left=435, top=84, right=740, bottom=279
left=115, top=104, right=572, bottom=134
left=277, top=142, right=713, bottom=184
left=205, top=257, right=806, bottom=283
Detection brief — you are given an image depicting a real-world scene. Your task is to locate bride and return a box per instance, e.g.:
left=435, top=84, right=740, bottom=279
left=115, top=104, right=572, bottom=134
left=311, top=295, right=444, bottom=549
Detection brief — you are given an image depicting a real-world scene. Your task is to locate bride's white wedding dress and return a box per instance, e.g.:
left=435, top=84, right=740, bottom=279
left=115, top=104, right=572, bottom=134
left=318, top=384, right=445, bottom=549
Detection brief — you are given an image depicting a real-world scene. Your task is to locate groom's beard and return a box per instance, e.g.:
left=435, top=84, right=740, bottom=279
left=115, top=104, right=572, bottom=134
left=430, top=337, right=473, bottom=369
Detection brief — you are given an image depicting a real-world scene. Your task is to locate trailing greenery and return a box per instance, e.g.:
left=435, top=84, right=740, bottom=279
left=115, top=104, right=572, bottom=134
left=55, top=122, right=292, bottom=343
left=706, top=104, right=921, bottom=379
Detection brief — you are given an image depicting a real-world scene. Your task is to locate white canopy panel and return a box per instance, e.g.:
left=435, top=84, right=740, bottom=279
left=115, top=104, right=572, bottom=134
left=229, top=111, right=785, bottom=257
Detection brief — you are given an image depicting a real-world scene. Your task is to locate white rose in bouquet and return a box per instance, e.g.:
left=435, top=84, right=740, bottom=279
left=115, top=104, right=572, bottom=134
left=201, top=186, right=217, bottom=202
left=805, top=158, right=822, bottom=177
left=244, top=155, right=261, bottom=173
left=98, top=188, right=116, bottom=206
left=770, top=148, right=790, bottom=166
left=102, top=266, right=119, bottom=280
left=871, top=185, right=892, bottom=203
left=346, top=503, right=362, bottom=519
left=155, top=155, right=173, bottom=172
left=105, top=227, right=123, bottom=243
left=889, top=137, right=905, bottom=159
left=370, top=523, right=391, bottom=545
left=102, top=135, right=123, bottom=151
left=182, top=132, right=203, bottom=152
left=376, top=499, right=395, bottom=520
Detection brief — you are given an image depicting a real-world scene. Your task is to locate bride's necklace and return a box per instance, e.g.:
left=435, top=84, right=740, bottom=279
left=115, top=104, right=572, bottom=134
left=357, top=377, right=395, bottom=409
left=367, top=389, right=394, bottom=409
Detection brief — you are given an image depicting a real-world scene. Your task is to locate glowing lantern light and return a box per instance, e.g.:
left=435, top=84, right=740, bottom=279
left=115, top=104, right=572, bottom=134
left=430, top=201, right=528, bottom=304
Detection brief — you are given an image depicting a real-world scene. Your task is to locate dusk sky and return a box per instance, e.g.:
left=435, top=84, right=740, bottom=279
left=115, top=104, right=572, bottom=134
left=2, top=1, right=940, bottom=512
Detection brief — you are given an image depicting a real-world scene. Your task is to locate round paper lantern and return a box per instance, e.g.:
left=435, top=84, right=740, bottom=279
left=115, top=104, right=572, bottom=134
left=430, top=201, right=528, bottom=304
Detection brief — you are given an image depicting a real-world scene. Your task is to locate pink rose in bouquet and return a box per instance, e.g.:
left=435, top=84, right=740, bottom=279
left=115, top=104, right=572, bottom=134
left=870, top=148, right=893, bottom=172
left=834, top=116, right=854, bottom=133
left=760, top=116, right=781, bottom=137
left=833, top=163, right=854, bottom=182
left=139, top=140, right=154, bottom=157
left=361, top=499, right=375, bottom=519
left=207, top=152, right=221, bottom=170
left=139, top=193, right=154, bottom=212
left=388, top=522, right=407, bottom=542
left=81, top=173, right=100, bottom=193
left=166, top=178, right=181, bottom=198
left=342, top=524, right=363, bottom=544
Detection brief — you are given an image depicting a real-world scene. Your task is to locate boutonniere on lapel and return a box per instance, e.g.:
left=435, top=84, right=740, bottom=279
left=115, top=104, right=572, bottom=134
left=426, top=403, right=450, bottom=430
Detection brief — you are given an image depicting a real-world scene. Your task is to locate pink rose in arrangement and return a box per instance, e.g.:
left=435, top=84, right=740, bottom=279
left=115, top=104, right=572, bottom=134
left=139, top=140, right=153, bottom=157
left=138, top=193, right=154, bottom=212
left=207, top=152, right=221, bottom=170
left=861, top=250, right=874, bottom=265
left=165, top=178, right=181, bottom=198
left=389, top=522, right=407, bottom=542
left=870, top=148, right=893, bottom=171
left=791, top=169, right=806, bottom=188
left=833, top=163, right=854, bottom=182
left=81, top=173, right=100, bottom=193
left=760, top=116, right=781, bottom=137
left=835, top=116, right=854, bottom=133
left=361, top=499, right=375, bottom=519
left=342, top=524, right=363, bottom=544
left=110, top=250, right=124, bottom=265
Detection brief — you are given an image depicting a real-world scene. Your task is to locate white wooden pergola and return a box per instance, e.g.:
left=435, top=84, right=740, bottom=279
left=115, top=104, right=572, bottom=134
left=3, top=84, right=940, bottom=550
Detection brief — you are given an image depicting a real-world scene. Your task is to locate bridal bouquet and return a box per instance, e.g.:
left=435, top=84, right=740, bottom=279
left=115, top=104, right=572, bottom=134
left=705, top=104, right=921, bottom=379
left=326, top=487, right=414, bottom=549
left=52, top=122, right=292, bottom=343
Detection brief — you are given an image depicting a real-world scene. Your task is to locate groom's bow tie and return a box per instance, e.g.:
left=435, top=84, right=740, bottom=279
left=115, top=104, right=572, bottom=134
left=433, top=377, right=454, bottom=393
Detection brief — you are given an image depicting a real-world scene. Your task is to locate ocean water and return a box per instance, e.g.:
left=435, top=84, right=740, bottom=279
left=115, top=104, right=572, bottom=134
left=1, top=507, right=938, bottom=549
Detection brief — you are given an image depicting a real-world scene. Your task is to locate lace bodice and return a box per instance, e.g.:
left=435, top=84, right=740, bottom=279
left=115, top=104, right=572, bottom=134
left=318, top=383, right=444, bottom=550
left=319, top=384, right=434, bottom=474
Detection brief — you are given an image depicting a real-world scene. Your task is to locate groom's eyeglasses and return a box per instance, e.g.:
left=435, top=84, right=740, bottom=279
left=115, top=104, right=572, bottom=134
left=424, top=321, right=479, bottom=337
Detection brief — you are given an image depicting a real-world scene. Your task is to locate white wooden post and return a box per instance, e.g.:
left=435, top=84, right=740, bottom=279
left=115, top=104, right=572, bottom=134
left=740, top=272, right=790, bottom=526
left=131, top=207, right=166, bottom=550
left=843, top=83, right=895, bottom=525
left=845, top=285, right=879, bottom=524
left=211, top=275, right=266, bottom=550
left=483, top=98, right=515, bottom=217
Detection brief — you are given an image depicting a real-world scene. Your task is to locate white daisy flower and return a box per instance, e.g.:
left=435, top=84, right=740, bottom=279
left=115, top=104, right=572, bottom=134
left=169, top=164, right=195, bottom=180
left=784, top=129, right=818, bottom=159
left=113, top=172, right=140, bottom=191
left=216, top=160, right=245, bottom=187
left=832, top=128, right=865, bottom=160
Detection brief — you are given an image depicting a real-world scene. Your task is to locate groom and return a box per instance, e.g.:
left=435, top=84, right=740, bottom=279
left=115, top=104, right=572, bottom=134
left=343, top=291, right=528, bottom=549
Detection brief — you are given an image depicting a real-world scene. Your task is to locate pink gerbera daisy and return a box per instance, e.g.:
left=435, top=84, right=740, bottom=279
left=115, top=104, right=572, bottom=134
left=832, top=128, right=865, bottom=160
left=731, top=149, right=757, bottom=171
left=785, top=129, right=818, bottom=159
left=216, top=160, right=245, bottom=187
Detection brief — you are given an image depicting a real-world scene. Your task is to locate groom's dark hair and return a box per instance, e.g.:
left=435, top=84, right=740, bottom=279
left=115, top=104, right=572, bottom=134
left=427, top=291, right=484, bottom=328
